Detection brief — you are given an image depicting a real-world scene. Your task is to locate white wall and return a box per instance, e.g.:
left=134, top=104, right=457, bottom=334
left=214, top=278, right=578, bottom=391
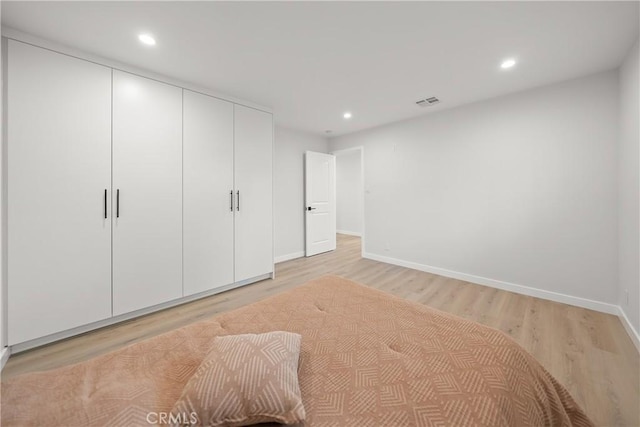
left=274, top=126, right=329, bottom=262
left=335, top=149, right=363, bottom=235
left=618, top=39, right=640, bottom=337
left=330, top=71, right=619, bottom=308
left=1, top=18, right=7, bottom=366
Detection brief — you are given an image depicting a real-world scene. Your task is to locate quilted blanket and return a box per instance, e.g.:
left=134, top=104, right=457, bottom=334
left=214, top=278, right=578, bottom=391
left=1, top=275, right=593, bottom=426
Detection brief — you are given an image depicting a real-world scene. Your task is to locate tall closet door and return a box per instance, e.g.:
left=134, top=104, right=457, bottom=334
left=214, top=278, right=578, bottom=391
left=234, top=105, right=274, bottom=282
left=183, top=90, right=234, bottom=296
left=7, top=41, right=112, bottom=345
left=112, top=71, right=183, bottom=316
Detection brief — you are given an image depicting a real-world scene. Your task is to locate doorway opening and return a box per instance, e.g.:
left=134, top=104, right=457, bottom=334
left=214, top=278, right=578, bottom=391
left=332, top=147, right=364, bottom=256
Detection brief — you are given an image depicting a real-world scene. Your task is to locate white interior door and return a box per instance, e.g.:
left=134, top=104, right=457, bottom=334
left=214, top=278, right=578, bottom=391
left=112, top=71, right=183, bottom=316
left=234, top=105, right=274, bottom=282
left=183, top=90, right=234, bottom=296
left=7, top=41, right=112, bottom=344
left=305, top=151, right=336, bottom=256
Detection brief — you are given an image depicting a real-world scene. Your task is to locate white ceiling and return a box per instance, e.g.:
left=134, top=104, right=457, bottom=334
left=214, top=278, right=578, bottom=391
left=2, top=1, right=639, bottom=137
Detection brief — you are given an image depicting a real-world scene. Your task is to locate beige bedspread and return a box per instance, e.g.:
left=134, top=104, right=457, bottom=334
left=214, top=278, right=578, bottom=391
left=1, top=276, right=593, bottom=426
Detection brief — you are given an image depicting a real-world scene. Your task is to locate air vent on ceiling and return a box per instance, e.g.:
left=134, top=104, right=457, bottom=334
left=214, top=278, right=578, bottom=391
left=416, top=96, right=440, bottom=107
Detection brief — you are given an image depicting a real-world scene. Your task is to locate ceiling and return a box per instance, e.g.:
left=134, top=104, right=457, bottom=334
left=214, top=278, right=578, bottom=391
left=2, top=1, right=639, bottom=137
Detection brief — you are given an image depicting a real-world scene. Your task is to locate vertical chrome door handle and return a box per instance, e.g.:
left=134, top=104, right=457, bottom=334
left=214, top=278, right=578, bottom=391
left=236, top=190, right=240, bottom=211
left=230, top=190, right=234, bottom=211
left=116, top=189, right=120, bottom=218
left=104, top=189, right=108, bottom=219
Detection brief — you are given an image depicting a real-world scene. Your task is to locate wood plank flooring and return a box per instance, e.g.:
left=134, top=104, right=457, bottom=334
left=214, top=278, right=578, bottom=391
left=3, top=234, right=639, bottom=426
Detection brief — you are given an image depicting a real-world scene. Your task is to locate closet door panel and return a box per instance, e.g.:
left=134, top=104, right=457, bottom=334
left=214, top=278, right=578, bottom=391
left=112, top=71, right=183, bottom=316
left=7, top=41, right=112, bottom=344
left=234, top=105, right=273, bottom=282
left=183, top=90, right=234, bottom=296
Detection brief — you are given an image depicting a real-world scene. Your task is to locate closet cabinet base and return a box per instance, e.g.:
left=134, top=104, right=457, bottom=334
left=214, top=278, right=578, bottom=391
left=9, top=273, right=273, bottom=353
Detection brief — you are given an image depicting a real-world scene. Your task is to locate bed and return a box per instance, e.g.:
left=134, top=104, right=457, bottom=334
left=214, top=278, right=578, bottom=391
left=1, top=275, right=592, bottom=426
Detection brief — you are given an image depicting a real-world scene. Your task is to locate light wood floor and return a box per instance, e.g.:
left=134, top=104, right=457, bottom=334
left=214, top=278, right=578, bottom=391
left=3, top=234, right=639, bottom=426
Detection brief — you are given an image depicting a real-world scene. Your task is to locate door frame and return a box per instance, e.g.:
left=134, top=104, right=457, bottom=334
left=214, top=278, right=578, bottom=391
left=331, top=146, right=365, bottom=258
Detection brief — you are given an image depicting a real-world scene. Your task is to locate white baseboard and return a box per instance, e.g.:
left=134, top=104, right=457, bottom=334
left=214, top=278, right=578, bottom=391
left=337, top=230, right=362, bottom=237
left=274, top=251, right=305, bottom=264
left=617, top=306, right=640, bottom=352
left=363, top=252, right=620, bottom=315
left=366, top=251, right=640, bottom=353
left=1, top=347, right=10, bottom=371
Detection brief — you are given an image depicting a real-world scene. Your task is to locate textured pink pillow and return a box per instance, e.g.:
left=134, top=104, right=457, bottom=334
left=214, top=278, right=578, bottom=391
left=171, top=331, right=305, bottom=427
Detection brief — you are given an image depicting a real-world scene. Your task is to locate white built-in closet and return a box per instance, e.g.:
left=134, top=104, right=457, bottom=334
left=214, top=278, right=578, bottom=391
left=7, top=40, right=273, bottom=347
left=112, top=71, right=184, bottom=316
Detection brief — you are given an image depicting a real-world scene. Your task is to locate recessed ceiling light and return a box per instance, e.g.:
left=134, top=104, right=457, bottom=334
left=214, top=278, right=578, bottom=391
left=138, top=34, right=156, bottom=46
left=500, top=58, right=516, bottom=69
left=343, top=112, right=352, bottom=119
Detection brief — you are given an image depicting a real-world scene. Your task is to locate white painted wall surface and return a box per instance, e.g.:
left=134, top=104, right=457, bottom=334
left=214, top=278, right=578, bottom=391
left=618, top=39, right=640, bottom=336
left=274, top=126, right=329, bottom=262
left=1, top=15, right=5, bottom=357
left=1, top=25, right=9, bottom=367
left=330, top=71, right=619, bottom=306
left=335, top=149, right=363, bottom=235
